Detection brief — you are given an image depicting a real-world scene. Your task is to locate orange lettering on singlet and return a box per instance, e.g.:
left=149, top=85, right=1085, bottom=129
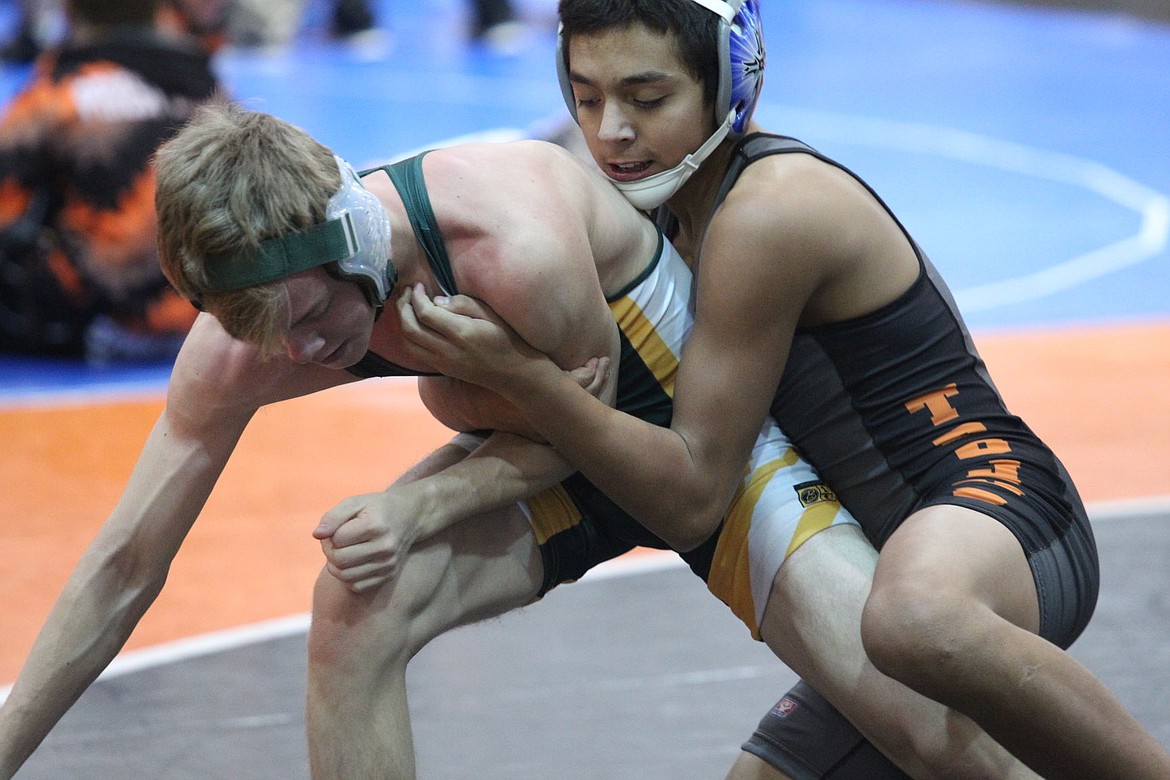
left=955, top=459, right=1026, bottom=501
left=966, top=459, right=1022, bottom=483
left=904, top=384, right=961, bottom=425
left=932, top=421, right=986, bottom=446
left=953, top=486, right=1010, bottom=505
left=907, top=386, right=1026, bottom=506
left=955, top=438, right=1013, bottom=459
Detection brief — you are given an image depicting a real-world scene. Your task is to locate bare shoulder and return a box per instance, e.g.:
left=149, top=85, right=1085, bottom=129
left=429, top=140, right=597, bottom=215
left=424, top=141, right=601, bottom=274
left=423, top=142, right=619, bottom=360
left=707, top=147, right=918, bottom=323
left=715, top=152, right=869, bottom=248
left=165, top=315, right=347, bottom=431
left=461, top=140, right=656, bottom=263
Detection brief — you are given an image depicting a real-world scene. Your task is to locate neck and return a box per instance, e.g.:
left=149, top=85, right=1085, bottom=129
left=386, top=207, right=427, bottom=291
left=665, top=135, right=740, bottom=253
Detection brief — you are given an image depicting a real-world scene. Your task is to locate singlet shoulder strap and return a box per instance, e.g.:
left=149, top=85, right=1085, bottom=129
left=652, top=135, right=818, bottom=238
left=345, top=351, right=430, bottom=379
left=344, top=154, right=448, bottom=380
left=711, top=134, right=817, bottom=214
left=372, top=152, right=459, bottom=295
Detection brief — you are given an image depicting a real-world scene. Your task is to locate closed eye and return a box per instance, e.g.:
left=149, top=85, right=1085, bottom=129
left=288, top=293, right=328, bottom=334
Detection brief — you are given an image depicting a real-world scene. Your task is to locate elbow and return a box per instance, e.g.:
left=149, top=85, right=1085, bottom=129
left=418, top=381, right=469, bottom=431
left=660, top=492, right=728, bottom=553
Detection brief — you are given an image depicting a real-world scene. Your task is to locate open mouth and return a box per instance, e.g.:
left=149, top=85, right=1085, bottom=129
left=607, top=160, right=653, bottom=182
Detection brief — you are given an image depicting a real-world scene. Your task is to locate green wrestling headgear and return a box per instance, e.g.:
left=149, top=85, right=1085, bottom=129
left=194, top=154, right=396, bottom=313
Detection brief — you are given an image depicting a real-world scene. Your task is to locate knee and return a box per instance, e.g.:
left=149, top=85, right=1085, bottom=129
left=860, top=579, right=984, bottom=693
left=307, top=570, right=416, bottom=682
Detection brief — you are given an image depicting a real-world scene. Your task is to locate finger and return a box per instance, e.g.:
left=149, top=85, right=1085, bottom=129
left=591, top=356, right=611, bottom=395
left=397, top=286, right=430, bottom=342
left=567, top=357, right=599, bottom=389
left=438, top=294, right=496, bottom=322
left=398, top=285, right=461, bottom=357
left=323, top=539, right=374, bottom=570
left=325, top=558, right=395, bottom=591
left=314, top=497, right=363, bottom=540
left=410, top=284, right=469, bottom=336
left=328, top=514, right=380, bottom=550
left=349, top=571, right=396, bottom=594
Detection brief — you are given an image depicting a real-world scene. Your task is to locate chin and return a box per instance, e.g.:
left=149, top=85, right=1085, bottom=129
left=334, top=343, right=365, bottom=369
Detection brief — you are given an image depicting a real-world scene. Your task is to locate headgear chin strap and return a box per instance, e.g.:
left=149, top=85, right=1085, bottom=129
left=196, top=155, right=396, bottom=311
left=610, top=111, right=733, bottom=210
left=556, top=0, right=766, bottom=210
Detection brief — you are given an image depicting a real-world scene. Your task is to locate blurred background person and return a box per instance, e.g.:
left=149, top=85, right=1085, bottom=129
left=0, top=0, right=63, bottom=64
left=0, top=0, right=226, bottom=362
left=225, top=0, right=528, bottom=53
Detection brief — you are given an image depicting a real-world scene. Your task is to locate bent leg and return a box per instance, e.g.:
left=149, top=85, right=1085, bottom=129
left=757, top=524, right=1038, bottom=780
left=306, top=443, right=544, bottom=780
left=862, top=505, right=1170, bottom=779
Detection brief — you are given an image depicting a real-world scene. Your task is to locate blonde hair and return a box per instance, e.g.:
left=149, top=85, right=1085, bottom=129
left=154, top=101, right=340, bottom=353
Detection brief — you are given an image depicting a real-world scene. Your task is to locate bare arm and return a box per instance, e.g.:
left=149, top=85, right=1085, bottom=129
left=0, top=404, right=249, bottom=776
left=0, top=316, right=338, bottom=777
left=316, top=178, right=621, bottom=590
left=402, top=239, right=794, bottom=549
left=315, top=430, right=576, bottom=592
left=417, top=376, right=537, bottom=436
left=400, top=164, right=859, bottom=551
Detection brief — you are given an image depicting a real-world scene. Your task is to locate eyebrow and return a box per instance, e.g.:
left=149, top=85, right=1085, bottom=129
left=569, top=70, right=675, bottom=89
left=287, top=288, right=325, bottom=331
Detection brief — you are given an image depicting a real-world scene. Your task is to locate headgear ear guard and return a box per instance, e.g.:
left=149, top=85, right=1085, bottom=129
left=557, top=0, right=765, bottom=135
left=193, top=155, right=396, bottom=312
left=715, top=0, right=766, bottom=135
left=556, top=0, right=765, bottom=210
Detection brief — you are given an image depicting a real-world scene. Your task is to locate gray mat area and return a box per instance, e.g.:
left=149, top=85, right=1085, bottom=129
left=13, top=512, right=1169, bottom=779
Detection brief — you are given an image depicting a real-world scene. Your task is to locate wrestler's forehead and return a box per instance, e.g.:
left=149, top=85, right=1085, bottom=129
left=569, top=25, right=688, bottom=84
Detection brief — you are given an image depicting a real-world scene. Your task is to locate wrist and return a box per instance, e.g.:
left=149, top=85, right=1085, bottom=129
left=512, top=353, right=569, bottom=400
left=410, top=478, right=449, bottom=540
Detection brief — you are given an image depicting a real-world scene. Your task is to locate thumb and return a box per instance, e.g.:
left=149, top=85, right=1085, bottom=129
left=314, top=499, right=357, bottom=540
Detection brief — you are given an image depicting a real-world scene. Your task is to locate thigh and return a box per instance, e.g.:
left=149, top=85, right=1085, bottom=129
left=872, top=504, right=1040, bottom=634
left=707, top=418, right=860, bottom=638
left=312, top=501, right=543, bottom=656
left=759, top=524, right=877, bottom=683
left=758, top=524, right=1030, bottom=779
left=312, top=440, right=545, bottom=657
left=757, top=525, right=903, bottom=748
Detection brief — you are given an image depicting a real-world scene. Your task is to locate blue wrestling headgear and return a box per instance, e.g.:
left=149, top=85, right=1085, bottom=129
left=195, top=155, right=396, bottom=311
left=556, top=0, right=765, bottom=210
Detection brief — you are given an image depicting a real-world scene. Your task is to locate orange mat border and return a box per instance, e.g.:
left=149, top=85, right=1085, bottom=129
left=2, top=319, right=1167, bottom=684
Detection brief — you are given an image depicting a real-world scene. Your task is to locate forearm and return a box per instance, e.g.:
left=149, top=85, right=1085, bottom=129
left=0, top=407, right=238, bottom=777
left=0, top=544, right=165, bottom=776
left=409, top=431, right=573, bottom=541
left=497, top=361, right=730, bottom=551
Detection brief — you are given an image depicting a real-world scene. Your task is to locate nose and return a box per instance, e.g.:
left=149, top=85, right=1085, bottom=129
left=597, top=101, right=634, bottom=144
left=283, top=331, right=326, bottom=364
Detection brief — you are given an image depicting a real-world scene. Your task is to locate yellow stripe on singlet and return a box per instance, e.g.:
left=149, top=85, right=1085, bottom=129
left=609, top=297, right=681, bottom=398
left=708, top=448, right=801, bottom=637
left=526, top=484, right=584, bottom=545
left=786, top=500, right=844, bottom=559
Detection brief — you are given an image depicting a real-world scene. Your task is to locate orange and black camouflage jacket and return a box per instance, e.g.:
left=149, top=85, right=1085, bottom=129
left=0, top=27, right=221, bottom=357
